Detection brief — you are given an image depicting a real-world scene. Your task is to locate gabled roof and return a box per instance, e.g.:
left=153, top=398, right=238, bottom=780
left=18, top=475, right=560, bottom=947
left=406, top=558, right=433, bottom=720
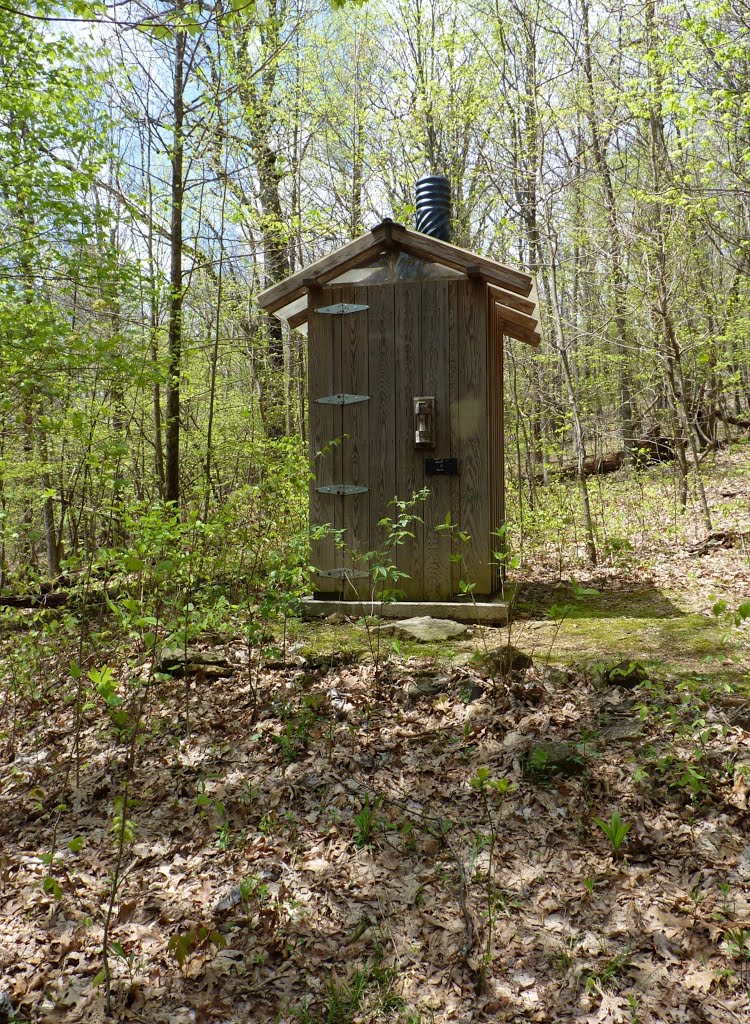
left=256, top=220, right=541, bottom=346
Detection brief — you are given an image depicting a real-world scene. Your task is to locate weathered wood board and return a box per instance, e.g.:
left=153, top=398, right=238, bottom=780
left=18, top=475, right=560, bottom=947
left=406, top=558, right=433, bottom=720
left=457, top=278, right=490, bottom=594
left=367, top=284, right=396, bottom=597
left=307, top=274, right=503, bottom=602
left=394, top=282, right=424, bottom=600
left=422, top=280, right=453, bottom=600
left=340, top=286, right=370, bottom=597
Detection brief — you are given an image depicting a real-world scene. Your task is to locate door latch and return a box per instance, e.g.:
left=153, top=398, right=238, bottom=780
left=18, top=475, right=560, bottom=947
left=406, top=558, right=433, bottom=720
left=414, top=396, right=435, bottom=448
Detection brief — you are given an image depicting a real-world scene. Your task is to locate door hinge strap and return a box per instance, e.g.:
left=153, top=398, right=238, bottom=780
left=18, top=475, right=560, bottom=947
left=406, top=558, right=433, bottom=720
left=315, top=393, right=370, bottom=406
left=317, top=568, right=370, bottom=579
left=315, top=484, right=369, bottom=495
left=316, top=303, right=369, bottom=315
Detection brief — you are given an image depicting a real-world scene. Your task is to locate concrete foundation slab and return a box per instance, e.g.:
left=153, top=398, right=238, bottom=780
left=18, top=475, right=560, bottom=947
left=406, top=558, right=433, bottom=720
left=301, top=596, right=508, bottom=625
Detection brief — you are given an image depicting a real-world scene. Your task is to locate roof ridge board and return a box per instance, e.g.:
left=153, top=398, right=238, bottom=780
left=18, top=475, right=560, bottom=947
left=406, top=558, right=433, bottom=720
left=486, top=282, right=537, bottom=316
left=389, top=223, right=532, bottom=296
left=256, top=227, right=389, bottom=313
left=492, top=298, right=540, bottom=335
left=257, top=220, right=535, bottom=314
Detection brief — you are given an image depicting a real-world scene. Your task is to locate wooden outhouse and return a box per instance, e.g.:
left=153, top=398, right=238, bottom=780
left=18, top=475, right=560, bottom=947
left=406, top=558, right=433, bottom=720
left=257, top=218, right=540, bottom=607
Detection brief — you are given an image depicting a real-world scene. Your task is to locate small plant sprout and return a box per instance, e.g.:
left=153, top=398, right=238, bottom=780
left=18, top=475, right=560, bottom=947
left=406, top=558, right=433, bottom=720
left=354, top=793, right=383, bottom=848
left=626, top=992, right=641, bottom=1023
left=593, top=810, right=632, bottom=858
left=715, top=881, right=734, bottom=920
left=552, top=933, right=580, bottom=972
left=352, top=487, right=429, bottom=669
left=469, top=767, right=517, bottom=981
left=688, top=883, right=708, bottom=914
left=167, top=926, right=227, bottom=974
left=725, top=927, right=750, bottom=960
left=711, top=598, right=750, bottom=629
left=583, top=946, right=633, bottom=993
left=470, top=765, right=516, bottom=797
left=568, top=577, right=601, bottom=600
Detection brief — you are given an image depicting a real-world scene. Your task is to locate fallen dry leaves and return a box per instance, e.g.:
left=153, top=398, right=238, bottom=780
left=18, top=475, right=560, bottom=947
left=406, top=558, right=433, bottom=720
left=2, top=639, right=750, bottom=1023
left=1, top=447, right=750, bottom=1023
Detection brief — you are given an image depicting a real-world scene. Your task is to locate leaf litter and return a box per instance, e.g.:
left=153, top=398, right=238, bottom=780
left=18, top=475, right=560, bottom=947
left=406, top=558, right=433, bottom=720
left=2, top=635, right=750, bottom=1023
left=2, top=451, right=750, bottom=1022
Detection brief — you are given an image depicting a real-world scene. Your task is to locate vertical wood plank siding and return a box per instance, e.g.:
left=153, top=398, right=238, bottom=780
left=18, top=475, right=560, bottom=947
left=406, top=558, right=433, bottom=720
left=308, top=285, right=339, bottom=594
left=457, top=279, right=490, bottom=594
left=308, top=277, right=503, bottom=601
left=329, top=288, right=344, bottom=590
left=341, top=286, right=370, bottom=597
left=367, top=284, right=396, bottom=595
left=489, top=301, right=505, bottom=593
left=448, top=280, right=462, bottom=597
left=394, top=282, right=424, bottom=599
left=422, top=281, right=453, bottom=599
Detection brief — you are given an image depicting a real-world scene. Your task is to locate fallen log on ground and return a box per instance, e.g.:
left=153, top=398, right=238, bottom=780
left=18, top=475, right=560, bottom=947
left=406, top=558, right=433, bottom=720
left=550, top=451, right=627, bottom=481
left=0, top=571, right=112, bottom=610
left=714, top=407, right=750, bottom=430
left=0, top=592, right=68, bottom=608
left=687, top=530, right=748, bottom=555
left=538, top=435, right=675, bottom=482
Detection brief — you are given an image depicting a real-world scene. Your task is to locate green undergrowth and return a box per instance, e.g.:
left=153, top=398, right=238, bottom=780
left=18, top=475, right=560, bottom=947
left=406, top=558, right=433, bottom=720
left=285, top=619, right=472, bottom=666
left=506, top=438, right=750, bottom=567
left=518, top=610, right=746, bottom=684
left=511, top=583, right=684, bottom=620
left=277, top=587, right=748, bottom=693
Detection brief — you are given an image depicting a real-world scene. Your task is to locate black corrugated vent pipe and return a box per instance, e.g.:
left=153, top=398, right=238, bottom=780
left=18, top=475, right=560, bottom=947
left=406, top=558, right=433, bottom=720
left=415, top=174, right=451, bottom=242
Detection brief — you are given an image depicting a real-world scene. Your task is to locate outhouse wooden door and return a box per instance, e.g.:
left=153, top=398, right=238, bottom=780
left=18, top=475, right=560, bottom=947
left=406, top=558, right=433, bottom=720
left=308, top=276, right=493, bottom=602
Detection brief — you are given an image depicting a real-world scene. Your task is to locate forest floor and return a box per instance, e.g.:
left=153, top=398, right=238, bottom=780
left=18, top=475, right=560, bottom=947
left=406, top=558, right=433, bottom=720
left=1, top=445, right=750, bottom=1023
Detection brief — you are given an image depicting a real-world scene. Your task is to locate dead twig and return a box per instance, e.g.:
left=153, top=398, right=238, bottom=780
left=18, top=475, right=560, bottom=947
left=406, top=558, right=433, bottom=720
left=446, top=838, right=474, bottom=964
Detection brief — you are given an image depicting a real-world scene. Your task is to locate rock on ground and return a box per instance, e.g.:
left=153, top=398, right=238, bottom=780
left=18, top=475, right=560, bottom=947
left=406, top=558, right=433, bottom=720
left=381, top=616, right=468, bottom=642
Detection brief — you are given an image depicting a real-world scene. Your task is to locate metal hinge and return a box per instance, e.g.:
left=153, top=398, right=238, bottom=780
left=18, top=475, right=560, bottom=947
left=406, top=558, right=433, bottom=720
left=315, top=484, right=369, bottom=495
left=316, top=303, right=369, bottom=315
left=317, top=568, right=370, bottom=579
left=315, top=393, right=370, bottom=406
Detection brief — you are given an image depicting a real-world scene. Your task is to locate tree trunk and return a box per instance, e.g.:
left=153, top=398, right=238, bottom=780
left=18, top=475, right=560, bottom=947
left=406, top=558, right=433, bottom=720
left=544, top=258, right=598, bottom=565
left=645, top=0, right=712, bottom=531
left=204, top=172, right=228, bottom=520
left=165, top=22, right=185, bottom=505
left=581, top=0, right=640, bottom=452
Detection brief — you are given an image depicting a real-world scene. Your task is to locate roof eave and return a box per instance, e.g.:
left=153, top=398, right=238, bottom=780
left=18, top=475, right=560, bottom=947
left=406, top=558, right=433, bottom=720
left=256, top=224, right=390, bottom=315
left=256, top=221, right=541, bottom=345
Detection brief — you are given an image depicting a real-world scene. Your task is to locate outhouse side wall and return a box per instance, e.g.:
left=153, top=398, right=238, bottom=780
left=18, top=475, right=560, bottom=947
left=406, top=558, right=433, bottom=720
left=451, top=277, right=491, bottom=595
left=488, top=295, right=506, bottom=595
left=307, top=283, right=341, bottom=595
left=307, top=277, right=494, bottom=601
left=307, top=283, right=373, bottom=596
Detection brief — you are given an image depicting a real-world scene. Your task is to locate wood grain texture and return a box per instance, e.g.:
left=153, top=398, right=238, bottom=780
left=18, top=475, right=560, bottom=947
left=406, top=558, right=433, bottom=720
left=421, top=280, right=453, bottom=600
left=498, top=312, right=505, bottom=588
left=488, top=298, right=540, bottom=337
left=309, top=274, right=505, bottom=603
left=328, top=287, right=344, bottom=593
left=488, top=295, right=497, bottom=594
left=340, top=285, right=370, bottom=598
left=494, top=306, right=541, bottom=347
left=390, top=224, right=532, bottom=295
left=256, top=232, right=384, bottom=313
left=486, top=282, right=537, bottom=316
left=448, top=279, right=462, bottom=597
left=307, top=285, right=339, bottom=594
left=394, top=281, right=424, bottom=599
left=488, top=300, right=505, bottom=593
left=366, top=283, right=396, bottom=599
left=457, top=279, right=490, bottom=595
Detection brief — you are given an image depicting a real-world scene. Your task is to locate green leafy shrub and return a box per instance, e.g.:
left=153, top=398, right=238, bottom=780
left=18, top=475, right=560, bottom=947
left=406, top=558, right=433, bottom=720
left=593, top=811, right=631, bottom=857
